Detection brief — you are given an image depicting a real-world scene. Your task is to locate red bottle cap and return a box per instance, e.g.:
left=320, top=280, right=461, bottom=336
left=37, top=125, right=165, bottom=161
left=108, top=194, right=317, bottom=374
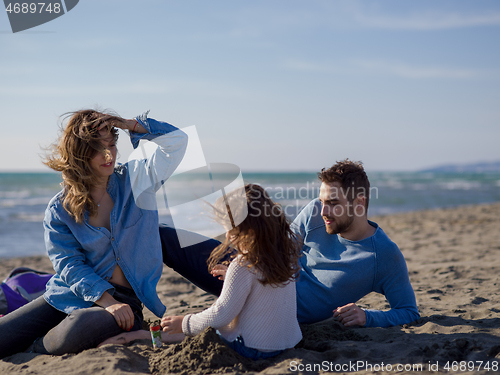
left=150, top=325, right=161, bottom=332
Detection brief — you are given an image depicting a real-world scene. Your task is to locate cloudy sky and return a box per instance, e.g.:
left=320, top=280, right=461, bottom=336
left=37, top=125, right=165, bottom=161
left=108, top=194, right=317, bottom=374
left=1, top=0, right=499, bottom=172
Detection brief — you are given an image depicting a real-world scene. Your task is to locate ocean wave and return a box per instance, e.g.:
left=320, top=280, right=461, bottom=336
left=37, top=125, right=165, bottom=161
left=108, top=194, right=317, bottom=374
left=0, top=197, right=52, bottom=208
left=1, top=171, right=499, bottom=258
left=11, top=213, right=46, bottom=222
left=437, top=181, right=482, bottom=190
left=371, top=180, right=405, bottom=189
left=0, top=190, right=31, bottom=199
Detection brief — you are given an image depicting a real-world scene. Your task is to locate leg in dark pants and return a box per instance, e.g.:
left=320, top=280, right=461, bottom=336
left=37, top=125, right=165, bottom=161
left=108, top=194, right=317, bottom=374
left=0, top=285, right=144, bottom=357
left=35, top=283, right=144, bottom=355
left=37, top=307, right=123, bottom=355
left=0, top=296, right=66, bottom=358
left=159, top=224, right=224, bottom=296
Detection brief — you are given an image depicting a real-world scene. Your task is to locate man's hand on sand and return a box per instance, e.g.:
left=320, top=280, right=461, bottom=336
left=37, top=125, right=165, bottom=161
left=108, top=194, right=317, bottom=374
left=333, top=303, right=366, bottom=327
left=161, top=315, right=184, bottom=334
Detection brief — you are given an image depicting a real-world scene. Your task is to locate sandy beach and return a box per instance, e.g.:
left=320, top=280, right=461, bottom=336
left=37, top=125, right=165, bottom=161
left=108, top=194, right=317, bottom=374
left=1, top=202, right=499, bottom=374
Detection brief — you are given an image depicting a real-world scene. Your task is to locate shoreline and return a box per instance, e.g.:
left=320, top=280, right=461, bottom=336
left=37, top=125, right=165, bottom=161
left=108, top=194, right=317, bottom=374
left=2, top=200, right=500, bottom=260
left=1, top=202, right=500, bottom=374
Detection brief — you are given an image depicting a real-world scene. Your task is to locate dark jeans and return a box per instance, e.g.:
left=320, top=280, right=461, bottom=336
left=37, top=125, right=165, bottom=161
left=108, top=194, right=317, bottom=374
left=159, top=224, right=224, bottom=297
left=219, top=334, right=284, bottom=360
left=0, top=283, right=143, bottom=358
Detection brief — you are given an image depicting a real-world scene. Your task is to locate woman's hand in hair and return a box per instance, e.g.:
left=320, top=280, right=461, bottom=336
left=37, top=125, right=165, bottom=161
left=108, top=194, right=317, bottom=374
left=211, top=264, right=228, bottom=281
left=161, top=315, right=184, bottom=334
left=95, top=118, right=147, bottom=134
left=120, top=119, right=146, bottom=133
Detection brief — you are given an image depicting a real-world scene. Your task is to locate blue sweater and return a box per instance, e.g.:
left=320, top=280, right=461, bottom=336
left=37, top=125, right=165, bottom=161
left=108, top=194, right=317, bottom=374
left=293, top=199, right=420, bottom=327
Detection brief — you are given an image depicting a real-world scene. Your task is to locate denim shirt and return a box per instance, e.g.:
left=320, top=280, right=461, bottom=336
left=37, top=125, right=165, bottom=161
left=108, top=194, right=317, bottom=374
left=43, top=113, right=188, bottom=317
left=292, top=199, right=420, bottom=327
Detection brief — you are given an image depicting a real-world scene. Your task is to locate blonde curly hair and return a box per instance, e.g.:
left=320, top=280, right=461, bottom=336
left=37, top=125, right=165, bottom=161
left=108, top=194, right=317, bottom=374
left=43, top=109, right=124, bottom=223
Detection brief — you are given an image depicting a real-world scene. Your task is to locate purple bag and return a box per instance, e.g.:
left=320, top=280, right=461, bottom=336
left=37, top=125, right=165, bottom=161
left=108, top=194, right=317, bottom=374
left=0, top=267, right=53, bottom=316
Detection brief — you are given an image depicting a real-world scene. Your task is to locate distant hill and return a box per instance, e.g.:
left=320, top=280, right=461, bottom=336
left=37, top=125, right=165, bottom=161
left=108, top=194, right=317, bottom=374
left=421, top=161, right=500, bottom=173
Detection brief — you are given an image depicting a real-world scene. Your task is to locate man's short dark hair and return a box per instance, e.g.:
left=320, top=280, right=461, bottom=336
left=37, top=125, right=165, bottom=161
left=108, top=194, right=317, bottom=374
left=318, top=159, right=370, bottom=209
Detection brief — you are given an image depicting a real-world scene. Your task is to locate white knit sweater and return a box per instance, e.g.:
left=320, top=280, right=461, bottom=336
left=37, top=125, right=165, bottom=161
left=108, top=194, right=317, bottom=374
left=182, top=255, right=302, bottom=351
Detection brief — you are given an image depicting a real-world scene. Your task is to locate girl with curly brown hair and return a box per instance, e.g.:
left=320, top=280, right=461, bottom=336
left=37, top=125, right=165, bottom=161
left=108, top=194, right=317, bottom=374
left=161, top=183, right=303, bottom=360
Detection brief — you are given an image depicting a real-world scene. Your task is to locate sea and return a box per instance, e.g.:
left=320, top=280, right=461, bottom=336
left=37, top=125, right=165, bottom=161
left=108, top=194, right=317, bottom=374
left=1, top=171, right=500, bottom=258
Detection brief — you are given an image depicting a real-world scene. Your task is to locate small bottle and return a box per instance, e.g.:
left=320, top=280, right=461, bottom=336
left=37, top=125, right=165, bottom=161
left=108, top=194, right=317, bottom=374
left=150, top=321, right=163, bottom=349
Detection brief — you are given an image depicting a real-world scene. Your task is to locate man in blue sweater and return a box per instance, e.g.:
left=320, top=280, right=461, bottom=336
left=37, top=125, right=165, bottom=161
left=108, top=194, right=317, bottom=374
left=293, top=159, right=419, bottom=327
left=160, top=160, right=419, bottom=328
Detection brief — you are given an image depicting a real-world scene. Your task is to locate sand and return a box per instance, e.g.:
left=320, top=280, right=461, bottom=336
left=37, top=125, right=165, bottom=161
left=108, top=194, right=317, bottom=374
left=1, top=202, right=500, bottom=374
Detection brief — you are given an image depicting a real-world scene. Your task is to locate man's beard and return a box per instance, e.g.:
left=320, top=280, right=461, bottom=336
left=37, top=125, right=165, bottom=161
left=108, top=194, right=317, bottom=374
left=323, top=215, right=355, bottom=235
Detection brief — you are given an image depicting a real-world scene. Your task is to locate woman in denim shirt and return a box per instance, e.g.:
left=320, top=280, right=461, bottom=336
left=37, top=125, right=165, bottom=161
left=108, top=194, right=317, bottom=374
left=0, top=109, right=187, bottom=358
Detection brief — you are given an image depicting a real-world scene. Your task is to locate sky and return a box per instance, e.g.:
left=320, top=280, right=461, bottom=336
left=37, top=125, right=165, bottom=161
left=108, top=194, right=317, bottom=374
left=1, top=0, right=499, bottom=173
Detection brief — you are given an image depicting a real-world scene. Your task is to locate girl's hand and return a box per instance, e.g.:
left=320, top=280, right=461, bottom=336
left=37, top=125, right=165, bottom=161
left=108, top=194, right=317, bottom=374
left=211, top=264, right=228, bottom=281
left=161, top=315, right=184, bottom=334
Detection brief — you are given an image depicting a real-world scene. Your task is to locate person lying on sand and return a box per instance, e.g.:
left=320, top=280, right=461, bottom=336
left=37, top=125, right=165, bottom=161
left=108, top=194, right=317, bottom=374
left=159, top=159, right=420, bottom=328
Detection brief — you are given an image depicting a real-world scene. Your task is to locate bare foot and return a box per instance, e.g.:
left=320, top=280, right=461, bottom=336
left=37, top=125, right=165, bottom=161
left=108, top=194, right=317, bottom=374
left=97, top=330, right=150, bottom=347
left=97, top=330, right=185, bottom=348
